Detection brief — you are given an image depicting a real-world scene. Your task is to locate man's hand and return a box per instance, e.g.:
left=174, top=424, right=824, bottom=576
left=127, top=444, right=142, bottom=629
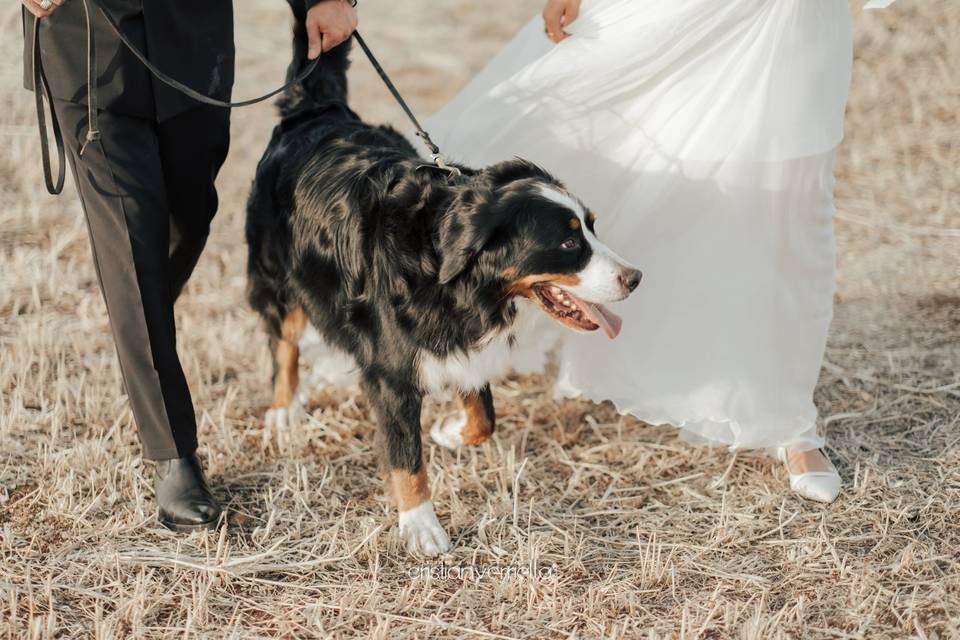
left=542, top=0, right=580, bottom=43
left=307, top=0, right=359, bottom=59
left=22, top=0, right=63, bottom=19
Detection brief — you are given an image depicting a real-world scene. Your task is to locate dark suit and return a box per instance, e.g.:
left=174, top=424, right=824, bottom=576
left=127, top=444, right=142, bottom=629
left=24, top=0, right=235, bottom=120
left=23, top=0, right=235, bottom=459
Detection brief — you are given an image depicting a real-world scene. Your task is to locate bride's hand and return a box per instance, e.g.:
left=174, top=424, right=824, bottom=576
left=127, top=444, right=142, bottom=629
left=542, top=0, right=580, bottom=43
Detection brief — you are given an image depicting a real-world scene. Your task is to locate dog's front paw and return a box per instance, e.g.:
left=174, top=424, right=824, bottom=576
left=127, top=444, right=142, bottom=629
left=262, top=400, right=306, bottom=448
left=399, top=501, right=451, bottom=556
left=430, top=413, right=467, bottom=450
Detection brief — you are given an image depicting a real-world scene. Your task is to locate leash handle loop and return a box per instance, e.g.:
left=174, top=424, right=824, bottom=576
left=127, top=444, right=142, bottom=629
left=32, top=16, right=65, bottom=195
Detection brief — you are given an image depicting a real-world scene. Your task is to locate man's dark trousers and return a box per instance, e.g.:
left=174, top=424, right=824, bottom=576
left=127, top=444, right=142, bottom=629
left=55, top=100, right=230, bottom=459
left=25, top=1, right=235, bottom=460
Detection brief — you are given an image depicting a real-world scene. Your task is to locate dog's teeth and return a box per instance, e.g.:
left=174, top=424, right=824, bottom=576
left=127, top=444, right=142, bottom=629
left=550, top=286, right=561, bottom=294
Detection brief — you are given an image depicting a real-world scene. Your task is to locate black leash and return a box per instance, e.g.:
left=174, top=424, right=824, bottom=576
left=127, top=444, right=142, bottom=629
left=34, top=0, right=455, bottom=196
left=89, top=0, right=322, bottom=110
left=352, top=31, right=460, bottom=176
left=33, top=0, right=321, bottom=195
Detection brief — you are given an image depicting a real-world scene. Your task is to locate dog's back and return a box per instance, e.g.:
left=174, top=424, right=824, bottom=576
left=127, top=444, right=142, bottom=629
left=246, top=6, right=417, bottom=348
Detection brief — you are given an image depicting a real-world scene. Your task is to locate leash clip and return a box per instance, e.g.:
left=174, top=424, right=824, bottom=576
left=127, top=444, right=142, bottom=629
left=416, top=154, right=462, bottom=178
left=401, top=94, right=460, bottom=177
left=431, top=153, right=462, bottom=177
left=352, top=36, right=461, bottom=179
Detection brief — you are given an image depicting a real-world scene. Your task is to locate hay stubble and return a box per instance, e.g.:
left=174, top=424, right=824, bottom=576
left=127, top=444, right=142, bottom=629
left=1, top=1, right=958, bottom=637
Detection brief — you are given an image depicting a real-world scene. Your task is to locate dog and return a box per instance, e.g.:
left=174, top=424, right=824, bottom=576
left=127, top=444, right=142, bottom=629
left=246, top=5, right=642, bottom=556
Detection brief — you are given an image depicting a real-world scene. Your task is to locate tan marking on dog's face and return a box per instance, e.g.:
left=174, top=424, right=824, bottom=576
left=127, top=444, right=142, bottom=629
left=271, top=307, right=308, bottom=408
left=501, top=266, right=518, bottom=279
left=389, top=466, right=430, bottom=512
left=460, top=392, right=494, bottom=446
left=587, top=211, right=598, bottom=227
left=568, top=217, right=581, bottom=230
left=504, top=272, right=582, bottom=298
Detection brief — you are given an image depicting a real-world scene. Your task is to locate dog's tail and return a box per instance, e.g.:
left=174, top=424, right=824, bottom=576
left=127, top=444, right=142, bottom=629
left=277, top=0, right=352, bottom=118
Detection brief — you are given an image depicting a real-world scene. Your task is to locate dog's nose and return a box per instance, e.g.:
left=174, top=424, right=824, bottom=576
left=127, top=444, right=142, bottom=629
left=620, top=268, right=642, bottom=293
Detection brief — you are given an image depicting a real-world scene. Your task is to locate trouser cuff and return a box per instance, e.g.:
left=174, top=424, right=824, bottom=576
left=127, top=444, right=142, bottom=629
left=142, top=443, right=197, bottom=461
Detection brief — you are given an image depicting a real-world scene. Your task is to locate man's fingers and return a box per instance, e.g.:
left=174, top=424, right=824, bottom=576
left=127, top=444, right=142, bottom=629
left=30, top=0, right=57, bottom=13
left=311, top=26, right=355, bottom=56
left=562, top=3, right=580, bottom=28
left=322, top=30, right=351, bottom=52
left=306, top=23, right=323, bottom=60
left=22, top=0, right=54, bottom=18
left=26, top=6, right=54, bottom=18
left=305, top=0, right=358, bottom=57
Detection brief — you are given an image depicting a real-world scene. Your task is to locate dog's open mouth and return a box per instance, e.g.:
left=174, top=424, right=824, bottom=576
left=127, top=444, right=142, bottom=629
left=532, top=284, right=623, bottom=339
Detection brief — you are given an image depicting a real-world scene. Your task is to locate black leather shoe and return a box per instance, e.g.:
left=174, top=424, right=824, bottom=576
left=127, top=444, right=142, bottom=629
left=154, top=454, right=222, bottom=532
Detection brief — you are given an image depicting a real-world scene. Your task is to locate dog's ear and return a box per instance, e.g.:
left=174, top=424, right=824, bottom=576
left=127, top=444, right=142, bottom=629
left=437, top=188, right=500, bottom=284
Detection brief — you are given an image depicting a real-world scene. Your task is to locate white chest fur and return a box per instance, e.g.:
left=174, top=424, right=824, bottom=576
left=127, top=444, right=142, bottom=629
left=417, top=301, right=538, bottom=395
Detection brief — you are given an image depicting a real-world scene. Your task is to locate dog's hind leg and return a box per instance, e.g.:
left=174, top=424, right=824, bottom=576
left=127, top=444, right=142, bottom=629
left=430, top=385, right=496, bottom=450
left=263, top=306, right=308, bottom=448
left=363, top=375, right=451, bottom=556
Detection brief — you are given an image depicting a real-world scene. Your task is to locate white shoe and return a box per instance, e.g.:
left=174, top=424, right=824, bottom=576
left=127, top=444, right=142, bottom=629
left=775, top=447, right=841, bottom=503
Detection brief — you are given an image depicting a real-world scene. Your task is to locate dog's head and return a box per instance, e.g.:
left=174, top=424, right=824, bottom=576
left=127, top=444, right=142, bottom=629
left=436, top=159, right=641, bottom=339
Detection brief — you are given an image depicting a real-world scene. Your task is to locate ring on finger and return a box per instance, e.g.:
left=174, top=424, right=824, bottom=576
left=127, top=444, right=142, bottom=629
left=39, top=0, right=52, bottom=9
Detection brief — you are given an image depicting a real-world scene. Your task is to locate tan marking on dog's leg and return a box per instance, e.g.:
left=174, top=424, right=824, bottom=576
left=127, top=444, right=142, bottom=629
left=460, top=391, right=494, bottom=445
left=271, top=307, right=307, bottom=409
left=264, top=307, right=308, bottom=446
left=430, top=389, right=495, bottom=450
left=389, top=466, right=431, bottom=511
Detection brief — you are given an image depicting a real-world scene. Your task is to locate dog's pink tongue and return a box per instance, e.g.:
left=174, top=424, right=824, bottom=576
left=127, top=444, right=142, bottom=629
left=580, top=301, right=622, bottom=339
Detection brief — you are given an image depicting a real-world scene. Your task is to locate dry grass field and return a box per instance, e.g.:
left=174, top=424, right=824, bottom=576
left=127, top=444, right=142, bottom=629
left=2, top=1, right=958, bottom=638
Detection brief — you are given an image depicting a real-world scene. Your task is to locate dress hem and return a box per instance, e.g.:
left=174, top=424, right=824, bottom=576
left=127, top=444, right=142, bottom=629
left=553, top=384, right=825, bottom=453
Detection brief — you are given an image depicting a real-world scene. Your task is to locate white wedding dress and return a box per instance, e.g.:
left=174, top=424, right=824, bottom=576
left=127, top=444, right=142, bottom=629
left=421, top=0, right=863, bottom=451
left=303, top=0, right=890, bottom=453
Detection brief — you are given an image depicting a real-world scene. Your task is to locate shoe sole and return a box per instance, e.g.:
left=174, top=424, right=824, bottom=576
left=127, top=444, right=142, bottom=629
left=158, top=514, right=222, bottom=532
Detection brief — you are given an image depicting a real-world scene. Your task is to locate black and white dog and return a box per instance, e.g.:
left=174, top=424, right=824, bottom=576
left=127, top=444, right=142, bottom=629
left=246, top=5, right=641, bottom=556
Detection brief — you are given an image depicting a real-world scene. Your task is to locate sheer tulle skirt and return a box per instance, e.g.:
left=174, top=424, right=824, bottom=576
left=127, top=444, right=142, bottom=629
left=419, top=0, right=854, bottom=450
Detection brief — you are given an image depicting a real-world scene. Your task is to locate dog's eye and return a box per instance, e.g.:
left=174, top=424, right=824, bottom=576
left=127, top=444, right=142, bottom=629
left=560, top=238, right=581, bottom=251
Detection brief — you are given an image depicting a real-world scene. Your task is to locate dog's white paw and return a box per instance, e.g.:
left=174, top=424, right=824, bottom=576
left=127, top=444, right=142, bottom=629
left=399, top=501, right=451, bottom=556
left=263, top=400, right=306, bottom=448
left=430, top=413, right=466, bottom=450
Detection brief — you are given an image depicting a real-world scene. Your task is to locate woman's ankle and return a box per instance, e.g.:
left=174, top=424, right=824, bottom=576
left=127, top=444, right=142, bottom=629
left=783, top=447, right=835, bottom=474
